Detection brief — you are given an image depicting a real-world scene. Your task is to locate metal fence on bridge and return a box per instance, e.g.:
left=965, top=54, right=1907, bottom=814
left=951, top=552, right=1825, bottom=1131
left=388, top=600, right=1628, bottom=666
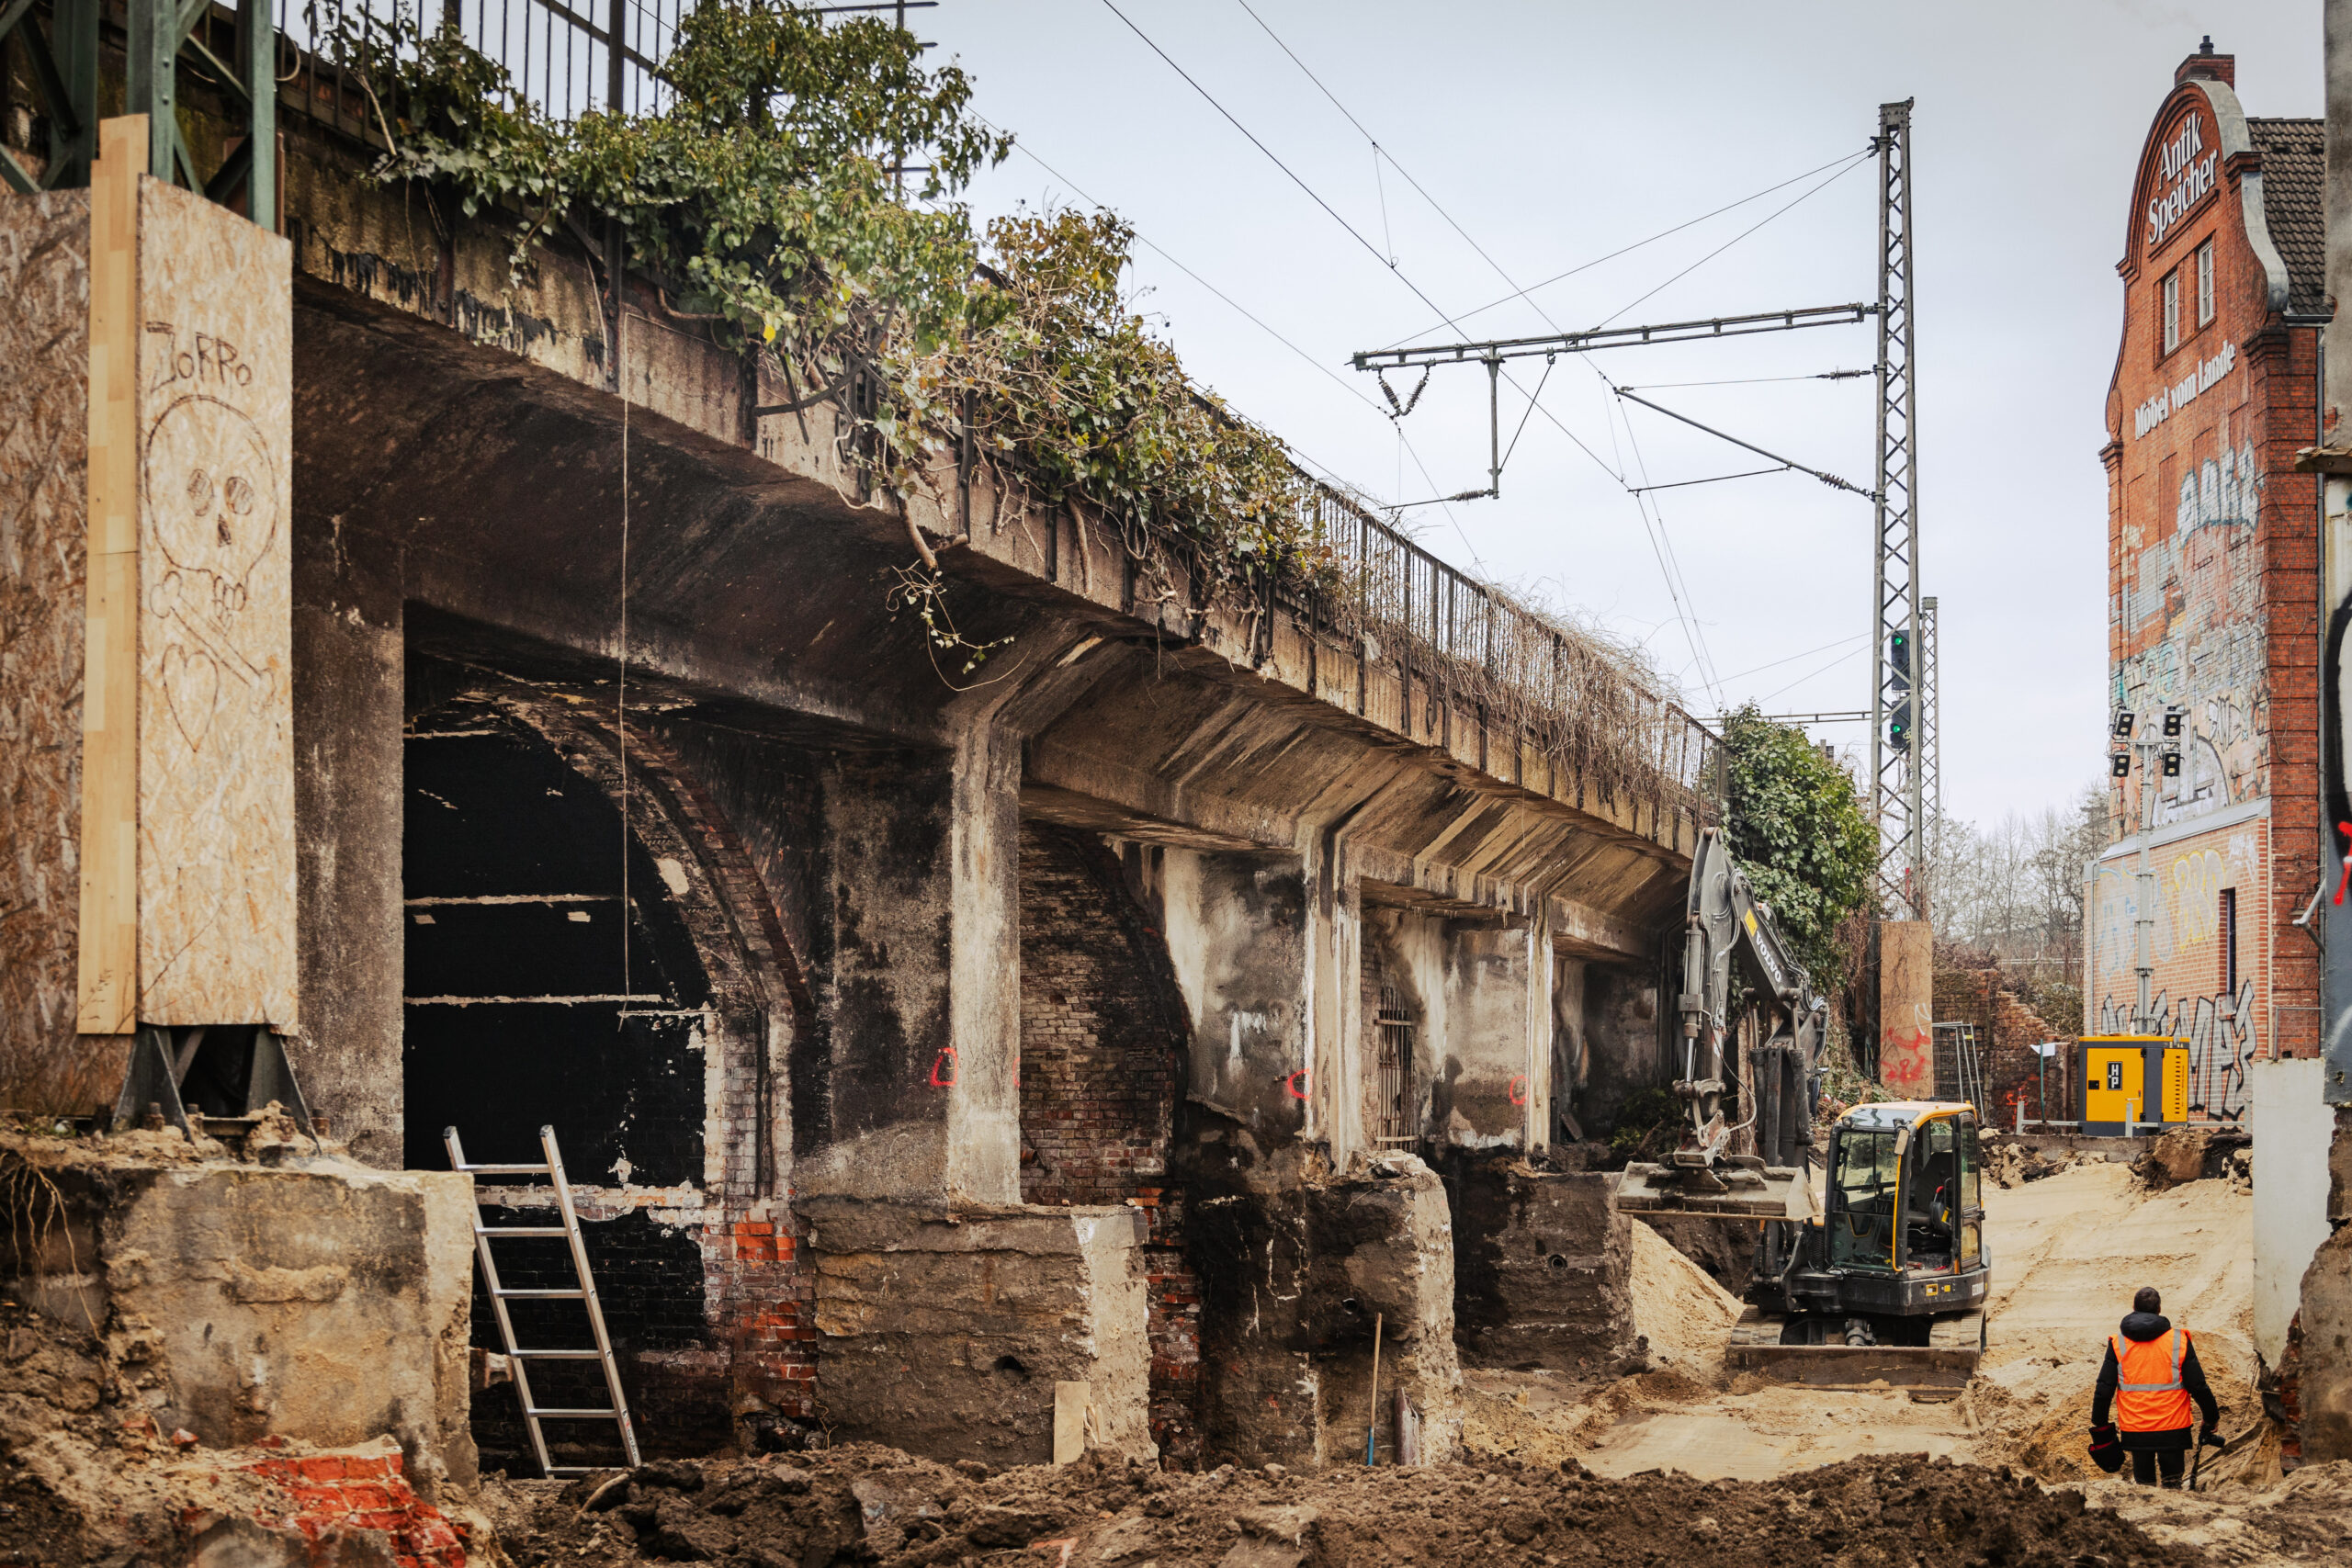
left=6, top=0, right=1721, bottom=827
left=271, top=0, right=1721, bottom=827
left=273, top=0, right=682, bottom=140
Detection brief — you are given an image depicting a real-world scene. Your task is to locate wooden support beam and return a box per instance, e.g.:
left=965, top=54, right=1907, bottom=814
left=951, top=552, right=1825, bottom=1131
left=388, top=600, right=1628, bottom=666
left=76, top=117, right=144, bottom=1034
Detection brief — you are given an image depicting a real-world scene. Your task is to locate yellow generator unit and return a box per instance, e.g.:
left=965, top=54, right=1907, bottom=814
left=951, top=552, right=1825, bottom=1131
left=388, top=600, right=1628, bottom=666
left=2076, top=1034, right=2188, bottom=1135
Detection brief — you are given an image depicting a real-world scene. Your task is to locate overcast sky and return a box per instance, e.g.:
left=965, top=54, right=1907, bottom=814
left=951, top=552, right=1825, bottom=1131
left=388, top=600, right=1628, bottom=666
left=914, top=0, right=2323, bottom=829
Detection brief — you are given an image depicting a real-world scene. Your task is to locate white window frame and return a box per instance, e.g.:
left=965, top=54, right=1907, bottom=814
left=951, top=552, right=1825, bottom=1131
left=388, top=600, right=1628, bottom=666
left=2163, top=270, right=2181, bottom=354
left=2197, top=239, right=2215, bottom=325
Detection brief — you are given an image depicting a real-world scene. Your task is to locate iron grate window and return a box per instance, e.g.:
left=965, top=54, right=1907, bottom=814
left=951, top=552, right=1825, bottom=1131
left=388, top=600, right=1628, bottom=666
left=1374, top=980, right=1416, bottom=1148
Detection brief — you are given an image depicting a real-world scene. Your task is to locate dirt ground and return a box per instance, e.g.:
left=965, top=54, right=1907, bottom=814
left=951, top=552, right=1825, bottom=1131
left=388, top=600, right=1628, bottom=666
left=6, top=1134, right=2347, bottom=1564
left=481, top=1443, right=2201, bottom=1567
left=1459, top=1149, right=2352, bottom=1564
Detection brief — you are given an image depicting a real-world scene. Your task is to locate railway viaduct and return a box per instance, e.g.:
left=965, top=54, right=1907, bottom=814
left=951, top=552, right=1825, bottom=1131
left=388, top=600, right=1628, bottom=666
left=0, top=24, right=1718, bottom=1472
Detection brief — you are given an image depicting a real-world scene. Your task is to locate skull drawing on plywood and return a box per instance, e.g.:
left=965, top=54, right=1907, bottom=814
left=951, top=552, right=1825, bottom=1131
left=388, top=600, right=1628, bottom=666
left=141, top=393, right=282, bottom=754
left=145, top=393, right=279, bottom=617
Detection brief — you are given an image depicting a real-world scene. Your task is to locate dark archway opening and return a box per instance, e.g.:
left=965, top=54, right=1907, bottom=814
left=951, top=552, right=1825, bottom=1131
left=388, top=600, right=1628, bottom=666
left=404, top=693, right=717, bottom=1467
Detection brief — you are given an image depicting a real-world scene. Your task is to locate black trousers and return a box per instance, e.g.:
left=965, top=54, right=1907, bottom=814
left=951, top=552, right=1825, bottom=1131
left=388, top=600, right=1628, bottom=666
left=2129, top=1447, right=2187, bottom=1486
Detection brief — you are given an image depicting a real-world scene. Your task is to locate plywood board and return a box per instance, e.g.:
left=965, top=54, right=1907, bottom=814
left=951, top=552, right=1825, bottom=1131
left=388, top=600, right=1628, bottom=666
left=1877, top=919, right=1934, bottom=1097
left=75, top=120, right=141, bottom=1034
left=0, top=189, right=94, bottom=1079
left=132, top=174, right=296, bottom=1026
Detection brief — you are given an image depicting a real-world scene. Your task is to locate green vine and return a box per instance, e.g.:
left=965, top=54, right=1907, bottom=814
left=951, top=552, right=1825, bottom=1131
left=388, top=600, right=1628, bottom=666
left=334, top=0, right=1337, bottom=593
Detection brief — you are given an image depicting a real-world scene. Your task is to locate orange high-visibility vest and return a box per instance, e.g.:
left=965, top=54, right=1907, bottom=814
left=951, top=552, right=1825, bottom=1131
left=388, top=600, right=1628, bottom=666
left=2111, top=1327, right=2192, bottom=1431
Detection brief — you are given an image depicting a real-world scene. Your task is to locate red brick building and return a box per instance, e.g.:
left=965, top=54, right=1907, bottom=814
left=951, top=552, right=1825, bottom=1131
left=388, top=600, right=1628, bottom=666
left=2089, top=40, right=2326, bottom=1118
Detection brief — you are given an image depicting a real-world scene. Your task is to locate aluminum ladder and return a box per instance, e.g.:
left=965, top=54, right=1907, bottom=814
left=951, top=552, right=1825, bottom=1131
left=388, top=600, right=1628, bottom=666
left=447, top=1123, right=641, bottom=1476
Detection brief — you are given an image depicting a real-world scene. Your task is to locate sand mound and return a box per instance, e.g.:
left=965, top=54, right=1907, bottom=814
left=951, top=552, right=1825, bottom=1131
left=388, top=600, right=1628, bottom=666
left=1966, top=1160, right=2261, bottom=1483
left=1626, top=1217, right=1742, bottom=1380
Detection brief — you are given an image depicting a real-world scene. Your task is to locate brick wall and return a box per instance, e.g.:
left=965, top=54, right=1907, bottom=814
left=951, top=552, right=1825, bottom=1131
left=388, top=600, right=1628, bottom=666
left=2101, top=63, right=2324, bottom=1092
left=1015, top=824, right=1201, bottom=1464
left=242, top=1443, right=472, bottom=1566
left=1932, top=957, right=2071, bottom=1127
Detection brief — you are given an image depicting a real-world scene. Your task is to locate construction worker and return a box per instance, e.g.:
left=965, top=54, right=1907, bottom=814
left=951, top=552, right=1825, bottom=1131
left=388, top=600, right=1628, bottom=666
left=2089, top=1285, right=2222, bottom=1487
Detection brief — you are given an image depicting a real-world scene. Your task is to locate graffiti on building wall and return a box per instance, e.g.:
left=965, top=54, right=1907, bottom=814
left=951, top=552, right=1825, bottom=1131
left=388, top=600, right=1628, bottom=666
left=2086, top=825, right=2259, bottom=1121
left=2093, top=980, right=2256, bottom=1121
left=2115, top=435, right=2267, bottom=826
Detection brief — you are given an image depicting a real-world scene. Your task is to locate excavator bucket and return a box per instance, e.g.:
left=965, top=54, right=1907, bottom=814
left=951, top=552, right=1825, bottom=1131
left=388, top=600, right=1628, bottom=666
left=1613, top=1154, right=1816, bottom=1219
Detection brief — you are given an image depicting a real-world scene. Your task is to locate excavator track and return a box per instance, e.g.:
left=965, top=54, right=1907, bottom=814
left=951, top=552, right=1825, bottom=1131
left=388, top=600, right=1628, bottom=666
left=1724, top=1306, right=1985, bottom=1397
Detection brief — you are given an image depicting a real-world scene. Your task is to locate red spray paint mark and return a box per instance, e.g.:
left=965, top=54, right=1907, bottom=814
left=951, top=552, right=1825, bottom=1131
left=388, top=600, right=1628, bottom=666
left=929, top=1046, right=959, bottom=1088
left=1284, top=1070, right=1310, bottom=1100
left=1509, top=1075, right=1529, bottom=1106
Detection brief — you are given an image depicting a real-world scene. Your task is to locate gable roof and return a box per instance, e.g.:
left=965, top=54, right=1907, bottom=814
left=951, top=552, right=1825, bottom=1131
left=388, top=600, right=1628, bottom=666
left=2247, top=117, right=2324, bottom=314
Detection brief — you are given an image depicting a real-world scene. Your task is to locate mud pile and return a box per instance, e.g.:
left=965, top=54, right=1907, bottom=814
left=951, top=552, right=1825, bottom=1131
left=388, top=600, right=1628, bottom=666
left=484, top=1445, right=2193, bottom=1568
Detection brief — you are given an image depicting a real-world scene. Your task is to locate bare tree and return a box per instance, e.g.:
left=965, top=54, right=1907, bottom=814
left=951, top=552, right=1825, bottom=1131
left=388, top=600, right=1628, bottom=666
left=1924, top=783, right=2104, bottom=1027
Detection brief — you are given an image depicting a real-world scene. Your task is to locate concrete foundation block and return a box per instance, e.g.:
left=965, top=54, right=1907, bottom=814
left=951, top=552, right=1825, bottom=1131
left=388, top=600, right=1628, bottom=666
left=1306, top=1164, right=1462, bottom=1467
left=797, top=1199, right=1154, bottom=1466
left=1451, top=1160, right=1634, bottom=1372
left=0, top=1140, right=476, bottom=1495
left=1188, top=1157, right=1462, bottom=1468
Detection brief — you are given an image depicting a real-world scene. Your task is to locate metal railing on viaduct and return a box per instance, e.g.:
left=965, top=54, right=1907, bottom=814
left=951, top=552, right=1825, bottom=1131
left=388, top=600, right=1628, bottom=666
left=4, top=0, right=1722, bottom=826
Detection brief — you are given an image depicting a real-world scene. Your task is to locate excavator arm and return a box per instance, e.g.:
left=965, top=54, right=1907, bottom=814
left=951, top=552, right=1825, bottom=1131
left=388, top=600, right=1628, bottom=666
left=1619, top=829, right=1825, bottom=1218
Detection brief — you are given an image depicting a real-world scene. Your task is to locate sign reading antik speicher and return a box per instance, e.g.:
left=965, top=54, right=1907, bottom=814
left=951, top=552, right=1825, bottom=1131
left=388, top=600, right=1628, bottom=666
left=2146, top=110, right=2218, bottom=248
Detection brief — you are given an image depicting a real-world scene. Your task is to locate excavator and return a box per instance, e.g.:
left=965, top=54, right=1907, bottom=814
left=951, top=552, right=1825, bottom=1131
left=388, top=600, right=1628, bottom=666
left=1614, top=829, right=1989, bottom=1393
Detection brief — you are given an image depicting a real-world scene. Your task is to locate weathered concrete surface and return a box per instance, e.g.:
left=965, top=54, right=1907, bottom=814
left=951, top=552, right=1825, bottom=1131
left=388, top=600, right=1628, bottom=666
left=2298, top=1106, right=2352, bottom=1461
left=290, top=519, right=404, bottom=1168
left=1435, top=925, right=1544, bottom=1151
left=1448, top=1158, right=1633, bottom=1373
left=1578, top=964, right=1668, bottom=1137
left=798, top=1199, right=1154, bottom=1466
left=0, top=1134, right=476, bottom=1495
left=1185, top=1148, right=1462, bottom=1466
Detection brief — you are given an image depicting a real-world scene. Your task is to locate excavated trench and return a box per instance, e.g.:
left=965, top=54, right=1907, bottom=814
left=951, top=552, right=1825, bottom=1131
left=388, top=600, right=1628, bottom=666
left=5, top=1132, right=2349, bottom=1565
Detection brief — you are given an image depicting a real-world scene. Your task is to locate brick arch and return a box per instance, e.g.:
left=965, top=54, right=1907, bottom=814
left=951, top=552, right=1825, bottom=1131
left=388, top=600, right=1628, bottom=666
left=403, top=674, right=816, bottom=1463
left=1013, top=822, right=1200, bottom=1462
